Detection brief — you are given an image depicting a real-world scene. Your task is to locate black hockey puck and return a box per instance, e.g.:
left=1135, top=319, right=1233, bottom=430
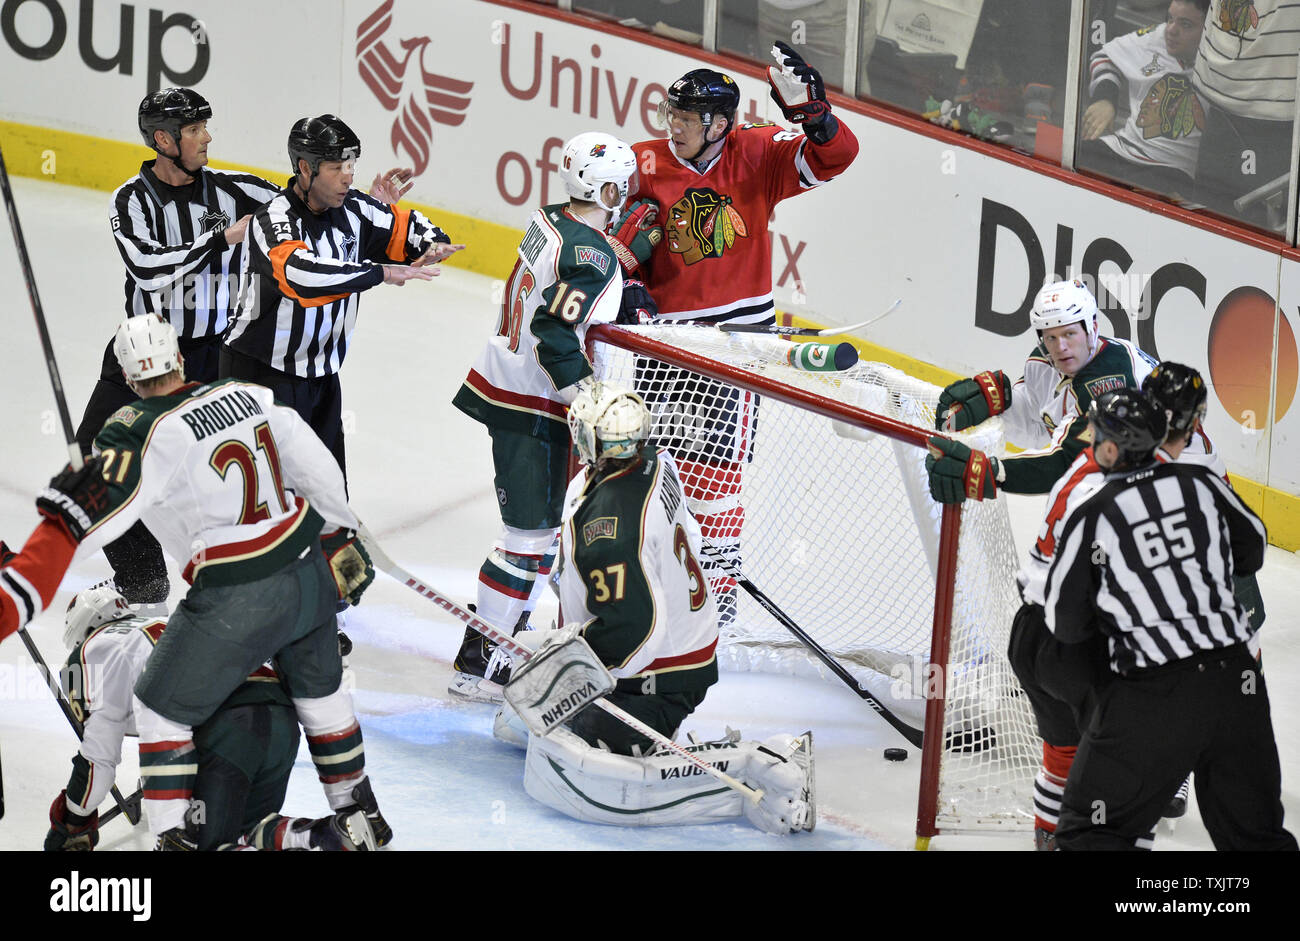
left=883, top=748, right=908, bottom=762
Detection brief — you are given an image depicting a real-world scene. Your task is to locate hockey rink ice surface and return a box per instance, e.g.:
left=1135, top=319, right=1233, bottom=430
left=1, top=177, right=1297, bottom=852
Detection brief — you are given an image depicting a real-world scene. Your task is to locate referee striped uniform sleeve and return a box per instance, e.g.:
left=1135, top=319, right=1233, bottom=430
left=250, top=200, right=384, bottom=305
left=111, top=185, right=225, bottom=294
left=353, top=191, right=449, bottom=263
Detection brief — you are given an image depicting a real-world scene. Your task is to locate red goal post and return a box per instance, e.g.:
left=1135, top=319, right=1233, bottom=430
left=585, top=322, right=1041, bottom=845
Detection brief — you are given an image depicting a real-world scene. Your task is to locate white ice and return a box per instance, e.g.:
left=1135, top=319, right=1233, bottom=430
left=1, top=178, right=1296, bottom=851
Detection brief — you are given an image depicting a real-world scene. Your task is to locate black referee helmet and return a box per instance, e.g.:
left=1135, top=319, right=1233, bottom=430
left=138, top=88, right=211, bottom=151
left=288, top=115, right=361, bottom=178
left=1142, top=362, right=1208, bottom=435
left=1089, top=389, right=1168, bottom=470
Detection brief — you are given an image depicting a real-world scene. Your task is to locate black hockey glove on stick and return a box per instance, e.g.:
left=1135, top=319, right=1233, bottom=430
left=36, top=457, right=109, bottom=542
left=616, top=279, right=659, bottom=325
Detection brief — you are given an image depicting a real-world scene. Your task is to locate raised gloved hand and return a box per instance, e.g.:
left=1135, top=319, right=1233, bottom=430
left=925, top=436, right=1000, bottom=504
left=767, top=41, right=831, bottom=126
left=616, top=279, right=659, bottom=325
left=934, top=370, right=1012, bottom=432
left=36, top=456, right=110, bottom=542
left=321, top=529, right=376, bottom=606
left=45, top=791, right=99, bottom=851
left=605, top=199, right=662, bottom=276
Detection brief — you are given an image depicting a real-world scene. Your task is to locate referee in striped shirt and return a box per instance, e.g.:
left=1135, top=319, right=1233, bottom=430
left=76, top=88, right=280, bottom=607
left=221, top=115, right=463, bottom=480
left=1044, top=389, right=1295, bottom=850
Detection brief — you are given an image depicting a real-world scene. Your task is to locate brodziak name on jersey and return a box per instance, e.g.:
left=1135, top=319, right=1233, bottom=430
left=175, top=387, right=265, bottom=441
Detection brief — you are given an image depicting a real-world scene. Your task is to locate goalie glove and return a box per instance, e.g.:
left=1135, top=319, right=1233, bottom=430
left=934, top=370, right=1013, bottom=432
left=925, top=436, right=1000, bottom=504
left=45, top=791, right=99, bottom=852
left=321, top=529, right=375, bottom=607
left=616, top=279, right=659, bottom=325
left=767, top=41, right=831, bottom=127
left=605, top=198, right=663, bottom=276
left=36, top=456, right=110, bottom=542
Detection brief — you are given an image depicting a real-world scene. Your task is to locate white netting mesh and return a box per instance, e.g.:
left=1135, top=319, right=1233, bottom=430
left=589, top=324, right=1040, bottom=834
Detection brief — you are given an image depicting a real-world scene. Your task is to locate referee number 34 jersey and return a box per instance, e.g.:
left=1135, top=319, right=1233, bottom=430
left=1044, top=460, right=1267, bottom=673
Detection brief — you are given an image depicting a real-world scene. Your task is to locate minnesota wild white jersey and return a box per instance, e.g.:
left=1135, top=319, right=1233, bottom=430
left=559, top=448, right=719, bottom=695
left=454, top=205, right=621, bottom=442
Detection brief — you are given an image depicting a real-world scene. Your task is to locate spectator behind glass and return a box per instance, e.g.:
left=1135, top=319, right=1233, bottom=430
left=1078, top=0, right=1209, bottom=201
left=1191, top=0, right=1300, bottom=231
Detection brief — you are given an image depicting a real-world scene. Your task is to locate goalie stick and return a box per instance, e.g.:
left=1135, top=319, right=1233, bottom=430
left=356, top=524, right=765, bottom=804
left=718, top=298, right=901, bottom=337
left=699, top=543, right=924, bottom=749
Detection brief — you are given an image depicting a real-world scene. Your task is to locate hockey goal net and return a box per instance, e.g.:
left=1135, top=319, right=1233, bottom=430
left=586, top=323, right=1040, bottom=843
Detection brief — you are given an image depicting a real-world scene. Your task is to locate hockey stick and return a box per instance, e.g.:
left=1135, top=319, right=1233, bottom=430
left=0, top=147, right=82, bottom=470
left=718, top=298, right=901, bottom=337
left=16, top=628, right=143, bottom=824
left=357, top=524, right=764, bottom=804
left=699, top=543, right=924, bottom=748
left=97, top=786, right=143, bottom=828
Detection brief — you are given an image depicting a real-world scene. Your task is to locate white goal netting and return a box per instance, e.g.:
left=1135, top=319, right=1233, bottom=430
left=588, top=324, right=1040, bottom=837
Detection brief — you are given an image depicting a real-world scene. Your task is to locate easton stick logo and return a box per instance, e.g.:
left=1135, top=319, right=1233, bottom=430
left=355, top=0, right=474, bottom=175
left=665, top=188, right=748, bottom=266
left=1137, top=74, right=1205, bottom=141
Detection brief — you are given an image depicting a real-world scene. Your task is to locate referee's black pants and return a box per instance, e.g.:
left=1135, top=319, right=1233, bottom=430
left=73, top=333, right=225, bottom=604
left=1056, top=644, right=1297, bottom=852
left=218, top=346, right=348, bottom=485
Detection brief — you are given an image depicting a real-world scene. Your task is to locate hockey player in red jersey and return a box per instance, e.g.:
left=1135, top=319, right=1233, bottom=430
left=608, top=47, right=858, bottom=627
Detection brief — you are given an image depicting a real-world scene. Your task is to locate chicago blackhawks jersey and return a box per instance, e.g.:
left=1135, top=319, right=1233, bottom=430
left=1088, top=23, right=1204, bottom=178
left=0, top=520, right=77, bottom=643
left=453, top=205, right=621, bottom=442
left=559, top=448, right=719, bottom=695
left=60, top=616, right=286, bottom=814
left=631, top=120, right=858, bottom=325
left=81, top=378, right=356, bottom=588
left=1000, top=335, right=1158, bottom=493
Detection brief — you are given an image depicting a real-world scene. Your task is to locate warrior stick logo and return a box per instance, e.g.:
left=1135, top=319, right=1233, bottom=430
left=356, top=0, right=474, bottom=175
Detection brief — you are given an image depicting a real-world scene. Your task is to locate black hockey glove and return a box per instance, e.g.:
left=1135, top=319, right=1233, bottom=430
left=36, top=457, right=109, bottom=542
left=616, top=279, right=659, bottom=325
left=45, top=791, right=99, bottom=851
left=935, top=370, right=1013, bottom=432
left=322, top=529, right=376, bottom=607
left=768, top=41, right=831, bottom=127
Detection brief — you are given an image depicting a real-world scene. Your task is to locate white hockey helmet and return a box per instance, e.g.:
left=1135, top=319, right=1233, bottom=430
left=64, top=584, right=131, bottom=650
left=1030, top=279, right=1100, bottom=350
left=559, top=132, right=638, bottom=217
left=114, top=314, right=181, bottom=382
left=569, top=381, right=653, bottom=465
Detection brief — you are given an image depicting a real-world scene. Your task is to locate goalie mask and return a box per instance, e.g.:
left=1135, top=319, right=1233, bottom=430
left=559, top=132, right=638, bottom=220
left=114, top=314, right=181, bottom=383
left=1030, top=279, right=1100, bottom=354
left=569, top=382, right=652, bottom=465
left=64, top=584, right=132, bottom=651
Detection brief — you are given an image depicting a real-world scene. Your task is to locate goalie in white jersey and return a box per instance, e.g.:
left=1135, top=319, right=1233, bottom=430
left=494, top=383, right=815, bottom=835
left=29, top=314, right=388, bottom=848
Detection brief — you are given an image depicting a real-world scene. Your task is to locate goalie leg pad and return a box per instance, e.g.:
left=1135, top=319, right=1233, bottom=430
left=503, top=629, right=615, bottom=737
left=493, top=702, right=530, bottom=749
left=523, top=726, right=748, bottom=827
left=741, top=732, right=816, bottom=835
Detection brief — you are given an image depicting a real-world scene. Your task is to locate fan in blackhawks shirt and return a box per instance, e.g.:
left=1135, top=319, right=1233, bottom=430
left=927, top=278, right=1158, bottom=503
left=603, top=45, right=858, bottom=632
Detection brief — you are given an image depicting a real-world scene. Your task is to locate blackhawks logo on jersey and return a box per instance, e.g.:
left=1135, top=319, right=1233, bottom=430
left=1218, top=0, right=1259, bottom=36
left=666, top=187, right=749, bottom=265
left=1137, top=74, right=1205, bottom=140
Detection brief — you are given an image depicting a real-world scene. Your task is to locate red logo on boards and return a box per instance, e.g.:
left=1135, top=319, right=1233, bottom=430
left=356, top=0, right=474, bottom=175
